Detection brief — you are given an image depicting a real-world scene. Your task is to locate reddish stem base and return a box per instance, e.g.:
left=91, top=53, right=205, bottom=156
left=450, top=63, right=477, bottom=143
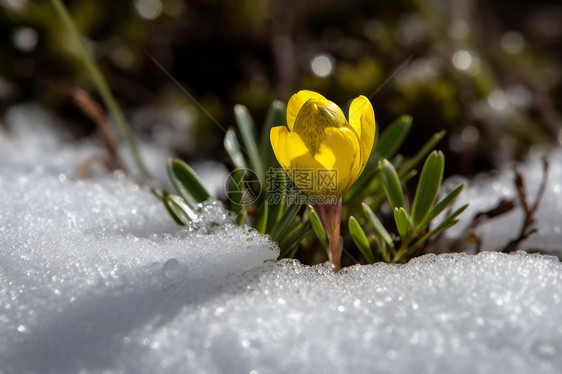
left=315, top=198, right=343, bottom=271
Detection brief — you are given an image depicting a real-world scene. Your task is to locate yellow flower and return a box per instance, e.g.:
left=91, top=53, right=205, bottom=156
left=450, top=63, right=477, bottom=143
left=270, top=90, right=376, bottom=197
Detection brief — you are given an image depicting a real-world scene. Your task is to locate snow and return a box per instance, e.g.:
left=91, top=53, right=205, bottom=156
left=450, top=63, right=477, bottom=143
left=439, top=149, right=562, bottom=256
left=1, top=105, right=561, bottom=373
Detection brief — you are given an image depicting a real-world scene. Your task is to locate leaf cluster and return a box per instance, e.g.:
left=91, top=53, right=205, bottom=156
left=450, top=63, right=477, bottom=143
left=159, top=101, right=312, bottom=258
left=158, top=105, right=467, bottom=265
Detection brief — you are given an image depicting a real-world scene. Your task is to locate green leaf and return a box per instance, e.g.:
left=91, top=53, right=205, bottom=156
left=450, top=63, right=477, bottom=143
left=399, top=130, right=445, bottom=179
left=410, top=203, right=469, bottom=251
left=161, top=191, right=192, bottom=225
left=260, top=100, right=286, bottom=169
left=279, top=220, right=311, bottom=258
left=270, top=202, right=301, bottom=242
left=236, top=210, right=247, bottom=226
left=266, top=171, right=287, bottom=234
left=167, top=159, right=211, bottom=209
left=420, top=184, right=465, bottom=228
left=259, top=102, right=287, bottom=232
left=362, top=203, right=394, bottom=248
left=349, top=216, right=375, bottom=264
left=368, top=235, right=383, bottom=263
left=400, top=169, right=418, bottom=184
left=380, top=159, right=406, bottom=210
left=411, top=151, right=444, bottom=227
left=50, top=0, right=151, bottom=179
left=234, top=104, right=263, bottom=176
left=393, top=207, right=411, bottom=239
left=308, top=205, right=328, bottom=249
left=255, top=203, right=268, bottom=234
left=435, top=203, right=468, bottom=231
left=224, top=129, right=248, bottom=170
left=168, top=194, right=197, bottom=220
left=429, top=218, right=458, bottom=239
left=228, top=168, right=247, bottom=225
left=374, top=115, right=412, bottom=159
left=391, top=153, right=404, bottom=170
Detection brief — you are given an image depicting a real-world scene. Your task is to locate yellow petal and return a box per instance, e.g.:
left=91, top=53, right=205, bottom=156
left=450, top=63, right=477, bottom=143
left=270, top=126, right=309, bottom=171
left=293, top=98, right=347, bottom=155
left=271, top=125, right=319, bottom=194
left=348, top=95, right=376, bottom=181
left=313, top=125, right=361, bottom=197
left=286, top=90, right=326, bottom=131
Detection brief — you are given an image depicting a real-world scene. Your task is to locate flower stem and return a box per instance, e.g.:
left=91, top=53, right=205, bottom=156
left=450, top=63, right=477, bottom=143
left=315, top=198, right=343, bottom=271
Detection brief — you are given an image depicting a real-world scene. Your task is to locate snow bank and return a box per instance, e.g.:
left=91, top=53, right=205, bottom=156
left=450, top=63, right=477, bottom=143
left=1, top=105, right=561, bottom=373
left=440, top=149, right=562, bottom=256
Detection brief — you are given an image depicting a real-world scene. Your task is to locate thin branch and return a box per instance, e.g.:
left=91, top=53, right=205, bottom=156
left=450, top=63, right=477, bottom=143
left=502, top=155, right=549, bottom=253
left=468, top=199, right=516, bottom=254
left=71, top=87, right=122, bottom=171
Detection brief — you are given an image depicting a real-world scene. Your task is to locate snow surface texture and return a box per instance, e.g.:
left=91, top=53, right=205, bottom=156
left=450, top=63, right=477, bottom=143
left=1, top=105, right=561, bottom=373
left=439, top=149, right=562, bottom=256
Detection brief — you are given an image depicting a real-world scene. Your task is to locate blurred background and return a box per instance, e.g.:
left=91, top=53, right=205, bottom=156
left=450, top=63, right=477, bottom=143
left=1, top=0, right=561, bottom=178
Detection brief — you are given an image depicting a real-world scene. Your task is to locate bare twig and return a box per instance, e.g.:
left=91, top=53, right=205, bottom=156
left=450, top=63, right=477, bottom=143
left=502, top=155, right=549, bottom=253
left=468, top=199, right=516, bottom=253
left=71, top=87, right=123, bottom=172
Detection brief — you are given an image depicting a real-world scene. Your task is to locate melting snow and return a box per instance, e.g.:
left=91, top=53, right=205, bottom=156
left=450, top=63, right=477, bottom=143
left=0, top=105, right=561, bottom=373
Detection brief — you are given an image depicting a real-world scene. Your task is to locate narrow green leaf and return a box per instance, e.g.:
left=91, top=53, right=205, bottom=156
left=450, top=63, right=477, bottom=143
left=391, top=154, right=404, bottom=170
left=50, top=0, right=151, bottom=179
left=168, top=194, right=197, bottom=220
left=369, top=234, right=390, bottom=262
left=228, top=168, right=247, bottom=225
left=420, top=184, right=465, bottom=228
left=380, top=159, right=406, bottom=209
left=349, top=216, right=375, bottom=264
left=161, top=191, right=192, bottom=225
left=410, top=203, right=469, bottom=251
left=429, top=219, right=458, bottom=239
left=266, top=171, right=287, bottom=234
left=286, top=245, right=301, bottom=259
left=150, top=188, right=164, bottom=200
left=270, top=202, right=301, bottom=241
left=394, top=207, right=411, bottom=239
left=369, top=160, right=415, bottom=211
left=224, top=129, right=248, bottom=170
left=236, top=210, right=247, bottom=226
left=362, top=203, right=394, bottom=248
left=259, top=102, right=286, bottom=229
left=255, top=203, right=268, bottom=234
left=167, top=159, right=211, bottom=208
left=411, top=151, right=444, bottom=226
left=374, top=115, right=412, bottom=159
left=435, top=202, right=467, bottom=225
left=400, top=169, right=418, bottom=184
left=260, top=100, right=286, bottom=168
left=279, top=220, right=311, bottom=258
left=399, top=130, right=445, bottom=179
left=234, top=104, right=263, bottom=176
left=308, top=205, right=328, bottom=249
